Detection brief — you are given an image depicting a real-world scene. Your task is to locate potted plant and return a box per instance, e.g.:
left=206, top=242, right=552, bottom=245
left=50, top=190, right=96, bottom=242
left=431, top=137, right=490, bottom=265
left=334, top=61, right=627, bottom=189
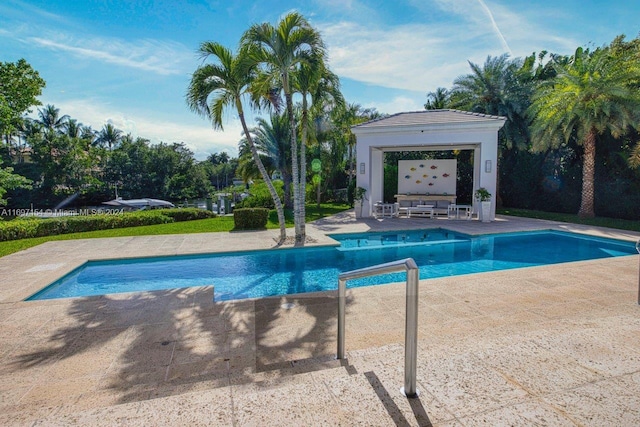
left=354, top=186, right=367, bottom=218
left=474, top=187, right=492, bottom=222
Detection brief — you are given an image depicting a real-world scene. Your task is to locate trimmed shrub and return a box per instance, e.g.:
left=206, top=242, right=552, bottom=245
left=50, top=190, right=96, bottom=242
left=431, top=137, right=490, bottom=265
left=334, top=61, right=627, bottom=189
left=161, top=208, right=216, bottom=222
left=0, top=208, right=214, bottom=242
left=238, top=180, right=284, bottom=209
left=233, top=208, right=268, bottom=230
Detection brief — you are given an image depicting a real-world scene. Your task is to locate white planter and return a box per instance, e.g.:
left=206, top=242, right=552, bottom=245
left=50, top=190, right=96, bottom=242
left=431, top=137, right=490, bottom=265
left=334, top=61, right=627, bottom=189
left=354, top=200, right=363, bottom=218
left=480, top=201, right=491, bottom=222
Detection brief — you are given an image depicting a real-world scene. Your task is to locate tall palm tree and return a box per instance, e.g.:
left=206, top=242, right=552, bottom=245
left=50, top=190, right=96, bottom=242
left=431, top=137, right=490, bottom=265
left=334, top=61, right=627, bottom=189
left=294, top=57, right=343, bottom=230
left=186, top=41, right=287, bottom=243
left=242, top=12, right=325, bottom=244
left=450, top=54, right=535, bottom=207
left=96, top=123, right=122, bottom=151
left=528, top=46, right=640, bottom=218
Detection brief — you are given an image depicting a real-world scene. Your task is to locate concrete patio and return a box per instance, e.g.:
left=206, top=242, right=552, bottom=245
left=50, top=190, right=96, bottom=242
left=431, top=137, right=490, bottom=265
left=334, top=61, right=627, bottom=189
left=0, top=212, right=639, bottom=426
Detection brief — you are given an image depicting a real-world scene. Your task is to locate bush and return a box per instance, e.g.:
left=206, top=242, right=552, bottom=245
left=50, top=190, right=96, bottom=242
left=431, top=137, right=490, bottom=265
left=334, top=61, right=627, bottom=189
left=233, top=208, right=268, bottom=230
left=0, top=208, right=215, bottom=242
left=161, top=208, right=216, bottom=222
left=238, top=180, right=284, bottom=209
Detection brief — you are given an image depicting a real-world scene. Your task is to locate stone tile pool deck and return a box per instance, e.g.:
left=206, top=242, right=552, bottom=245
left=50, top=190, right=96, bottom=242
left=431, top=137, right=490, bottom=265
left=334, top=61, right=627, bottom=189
left=0, top=213, right=639, bottom=426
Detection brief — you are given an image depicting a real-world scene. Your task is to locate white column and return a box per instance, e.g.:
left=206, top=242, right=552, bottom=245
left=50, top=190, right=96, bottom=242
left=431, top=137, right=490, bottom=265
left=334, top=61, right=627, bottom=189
left=369, top=149, right=384, bottom=217
left=477, top=135, right=498, bottom=221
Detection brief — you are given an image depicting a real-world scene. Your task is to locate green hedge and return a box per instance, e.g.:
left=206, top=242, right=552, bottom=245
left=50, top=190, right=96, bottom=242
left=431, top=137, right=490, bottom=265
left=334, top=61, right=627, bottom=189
left=161, top=208, right=216, bottom=222
left=0, top=208, right=216, bottom=242
left=233, top=208, right=268, bottom=230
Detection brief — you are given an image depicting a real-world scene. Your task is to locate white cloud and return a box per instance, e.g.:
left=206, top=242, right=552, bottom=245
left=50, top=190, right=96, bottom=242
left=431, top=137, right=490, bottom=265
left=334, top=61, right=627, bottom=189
left=484, top=2, right=580, bottom=55
left=45, top=98, right=241, bottom=160
left=321, top=20, right=493, bottom=93
left=28, top=36, right=192, bottom=76
left=365, top=96, right=425, bottom=116
left=320, top=1, right=583, bottom=94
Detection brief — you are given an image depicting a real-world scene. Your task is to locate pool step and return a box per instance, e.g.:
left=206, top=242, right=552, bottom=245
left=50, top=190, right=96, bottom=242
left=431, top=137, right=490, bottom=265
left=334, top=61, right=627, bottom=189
left=336, top=238, right=468, bottom=251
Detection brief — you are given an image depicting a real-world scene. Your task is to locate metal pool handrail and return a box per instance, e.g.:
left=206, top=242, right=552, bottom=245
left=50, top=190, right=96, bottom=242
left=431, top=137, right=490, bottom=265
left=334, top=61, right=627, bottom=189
left=337, top=258, right=420, bottom=398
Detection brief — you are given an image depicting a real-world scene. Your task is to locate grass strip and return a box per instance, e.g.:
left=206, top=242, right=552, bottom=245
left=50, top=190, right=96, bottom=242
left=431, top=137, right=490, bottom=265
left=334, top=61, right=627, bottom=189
left=497, top=208, right=640, bottom=232
left=0, top=203, right=350, bottom=258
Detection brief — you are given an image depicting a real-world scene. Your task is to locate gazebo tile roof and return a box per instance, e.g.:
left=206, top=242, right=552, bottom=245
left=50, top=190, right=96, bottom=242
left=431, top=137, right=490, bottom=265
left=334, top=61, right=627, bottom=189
left=353, top=109, right=506, bottom=129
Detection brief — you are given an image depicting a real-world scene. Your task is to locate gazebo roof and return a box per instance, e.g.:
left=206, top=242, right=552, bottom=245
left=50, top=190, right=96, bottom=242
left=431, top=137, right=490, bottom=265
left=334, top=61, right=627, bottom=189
left=352, top=109, right=506, bottom=133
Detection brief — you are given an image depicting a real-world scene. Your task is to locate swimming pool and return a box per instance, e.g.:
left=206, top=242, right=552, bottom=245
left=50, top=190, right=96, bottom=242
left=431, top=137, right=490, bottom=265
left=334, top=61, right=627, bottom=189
left=27, top=229, right=637, bottom=301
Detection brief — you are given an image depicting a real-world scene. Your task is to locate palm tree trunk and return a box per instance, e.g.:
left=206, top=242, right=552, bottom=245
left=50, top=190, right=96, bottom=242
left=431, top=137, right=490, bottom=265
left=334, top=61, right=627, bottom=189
left=578, top=129, right=596, bottom=218
left=283, top=171, right=292, bottom=209
left=299, top=95, right=309, bottom=242
left=238, top=108, right=287, bottom=243
left=284, top=88, right=302, bottom=243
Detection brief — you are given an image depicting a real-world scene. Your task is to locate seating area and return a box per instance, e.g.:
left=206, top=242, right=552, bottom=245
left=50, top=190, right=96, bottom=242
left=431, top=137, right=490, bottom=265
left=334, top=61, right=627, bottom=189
left=374, top=198, right=474, bottom=220
left=389, top=194, right=473, bottom=219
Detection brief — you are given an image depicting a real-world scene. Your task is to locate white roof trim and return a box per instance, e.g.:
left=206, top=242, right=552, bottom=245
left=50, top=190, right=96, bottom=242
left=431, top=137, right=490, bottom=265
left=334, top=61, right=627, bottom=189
left=351, top=109, right=506, bottom=135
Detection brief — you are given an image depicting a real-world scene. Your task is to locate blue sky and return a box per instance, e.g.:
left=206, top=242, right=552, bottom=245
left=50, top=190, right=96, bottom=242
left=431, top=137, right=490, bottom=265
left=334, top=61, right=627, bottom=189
left=2, top=0, right=639, bottom=160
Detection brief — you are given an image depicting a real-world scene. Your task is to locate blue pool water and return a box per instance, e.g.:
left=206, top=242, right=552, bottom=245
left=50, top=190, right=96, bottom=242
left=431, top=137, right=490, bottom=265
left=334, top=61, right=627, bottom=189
left=27, top=230, right=636, bottom=301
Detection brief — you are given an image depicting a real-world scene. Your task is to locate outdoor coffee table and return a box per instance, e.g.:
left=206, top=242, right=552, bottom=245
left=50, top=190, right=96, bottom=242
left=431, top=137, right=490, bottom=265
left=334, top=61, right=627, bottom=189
left=407, top=205, right=434, bottom=218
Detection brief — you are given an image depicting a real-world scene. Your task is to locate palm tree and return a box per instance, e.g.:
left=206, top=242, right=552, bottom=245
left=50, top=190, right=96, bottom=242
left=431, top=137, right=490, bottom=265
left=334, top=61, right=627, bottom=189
left=424, top=87, right=450, bottom=110
left=294, top=58, right=343, bottom=230
left=331, top=103, right=381, bottom=200
left=528, top=46, right=640, bottom=218
left=450, top=54, right=536, bottom=207
left=37, top=104, right=69, bottom=132
left=450, top=54, right=531, bottom=150
left=242, top=12, right=325, bottom=244
left=63, top=119, right=82, bottom=138
left=96, top=123, right=122, bottom=151
left=186, top=41, right=287, bottom=243
left=249, top=114, right=292, bottom=207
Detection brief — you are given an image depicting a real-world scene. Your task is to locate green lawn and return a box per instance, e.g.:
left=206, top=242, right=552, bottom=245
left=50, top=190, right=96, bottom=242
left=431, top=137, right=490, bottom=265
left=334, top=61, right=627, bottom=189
left=497, top=208, right=640, bottom=233
left=0, top=203, right=351, bottom=258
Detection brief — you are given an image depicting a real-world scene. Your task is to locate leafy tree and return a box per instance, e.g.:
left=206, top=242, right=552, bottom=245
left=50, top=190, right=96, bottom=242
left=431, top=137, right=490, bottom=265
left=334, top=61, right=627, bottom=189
left=528, top=43, right=640, bottom=217
left=29, top=131, right=99, bottom=204
left=0, top=59, right=46, bottom=149
left=148, top=142, right=210, bottom=200
left=242, top=11, right=325, bottom=243
left=187, top=41, right=287, bottom=243
left=104, top=136, right=151, bottom=198
left=0, top=160, right=31, bottom=206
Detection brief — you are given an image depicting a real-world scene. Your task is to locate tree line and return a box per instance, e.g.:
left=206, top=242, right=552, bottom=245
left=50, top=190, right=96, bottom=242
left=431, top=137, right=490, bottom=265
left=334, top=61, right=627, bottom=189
left=0, top=101, right=241, bottom=208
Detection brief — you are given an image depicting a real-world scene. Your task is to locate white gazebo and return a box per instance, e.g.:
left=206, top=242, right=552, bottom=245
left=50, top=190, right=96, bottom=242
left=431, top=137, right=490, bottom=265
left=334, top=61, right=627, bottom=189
left=351, top=109, right=506, bottom=220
